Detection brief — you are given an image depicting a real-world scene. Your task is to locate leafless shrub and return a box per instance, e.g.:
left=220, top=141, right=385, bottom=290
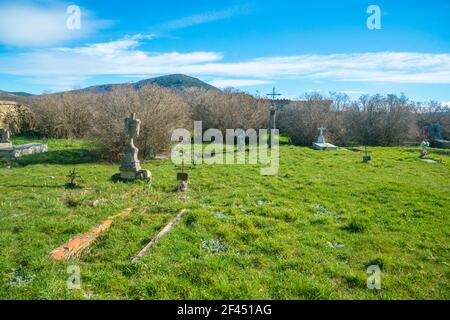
left=278, top=93, right=335, bottom=145
left=91, top=85, right=190, bottom=162
left=279, top=93, right=419, bottom=146
left=3, top=104, right=37, bottom=134
left=188, top=88, right=270, bottom=132
left=28, top=92, right=95, bottom=139
left=416, top=101, right=450, bottom=140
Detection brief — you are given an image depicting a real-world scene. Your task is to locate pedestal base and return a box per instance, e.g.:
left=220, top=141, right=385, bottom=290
left=312, top=142, right=337, bottom=150
left=431, top=139, right=450, bottom=149
left=117, top=169, right=152, bottom=183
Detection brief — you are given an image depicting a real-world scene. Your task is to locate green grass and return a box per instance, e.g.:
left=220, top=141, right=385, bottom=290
left=0, top=137, right=449, bottom=299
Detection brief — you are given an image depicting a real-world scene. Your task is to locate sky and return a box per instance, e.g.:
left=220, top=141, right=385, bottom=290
left=0, top=0, right=449, bottom=104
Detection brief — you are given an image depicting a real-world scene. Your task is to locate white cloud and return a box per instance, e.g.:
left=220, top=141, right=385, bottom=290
left=209, top=79, right=273, bottom=88
left=159, top=5, right=250, bottom=30
left=0, top=3, right=111, bottom=47
left=1, top=34, right=450, bottom=89
left=443, top=101, right=450, bottom=107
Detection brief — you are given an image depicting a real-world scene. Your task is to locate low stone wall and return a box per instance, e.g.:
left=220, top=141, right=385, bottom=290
left=0, top=143, right=48, bottom=159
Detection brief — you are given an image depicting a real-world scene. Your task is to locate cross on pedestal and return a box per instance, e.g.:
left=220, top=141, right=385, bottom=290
left=266, top=87, right=282, bottom=104
left=266, top=88, right=281, bottom=148
left=317, top=127, right=326, bottom=144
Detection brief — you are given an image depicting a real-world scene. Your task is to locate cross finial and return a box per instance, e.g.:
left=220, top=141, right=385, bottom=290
left=266, top=87, right=281, bottom=101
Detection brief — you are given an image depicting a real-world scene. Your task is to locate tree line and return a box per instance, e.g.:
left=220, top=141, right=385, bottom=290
left=10, top=85, right=450, bottom=161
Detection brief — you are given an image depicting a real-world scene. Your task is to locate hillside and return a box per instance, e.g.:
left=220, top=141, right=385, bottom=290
left=78, top=74, right=219, bottom=94
left=0, top=90, right=33, bottom=101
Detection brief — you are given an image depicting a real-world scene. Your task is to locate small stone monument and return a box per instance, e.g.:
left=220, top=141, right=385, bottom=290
left=237, top=130, right=246, bottom=153
left=174, top=149, right=189, bottom=192
left=0, top=128, right=11, bottom=148
left=312, top=127, right=337, bottom=150
left=0, top=127, right=48, bottom=159
left=118, top=113, right=151, bottom=183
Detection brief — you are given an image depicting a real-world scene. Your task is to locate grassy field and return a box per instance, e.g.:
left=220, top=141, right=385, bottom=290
left=0, top=136, right=449, bottom=299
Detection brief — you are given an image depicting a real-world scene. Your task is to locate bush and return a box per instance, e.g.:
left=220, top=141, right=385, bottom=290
left=278, top=93, right=335, bottom=146
left=28, top=92, right=95, bottom=139
left=279, top=93, right=419, bottom=147
left=91, top=85, right=190, bottom=162
left=188, top=88, right=270, bottom=132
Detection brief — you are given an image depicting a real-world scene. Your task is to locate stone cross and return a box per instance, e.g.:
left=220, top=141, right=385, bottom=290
left=120, top=113, right=143, bottom=180
left=237, top=130, right=246, bottom=152
left=317, top=127, right=326, bottom=144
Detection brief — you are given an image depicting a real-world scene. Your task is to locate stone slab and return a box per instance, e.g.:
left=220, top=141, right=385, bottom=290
left=431, top=139, right=450, bottom=149
left=420, top=158, right=438, bottom=164
left=312, top=142, right=338, bottom=151
left=0, top=143, right=48, bottom=159
left=0, top=142, right=12, bottom=149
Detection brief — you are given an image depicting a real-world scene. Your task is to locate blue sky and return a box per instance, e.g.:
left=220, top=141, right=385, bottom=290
left=0, top=0, right=449, bottom=103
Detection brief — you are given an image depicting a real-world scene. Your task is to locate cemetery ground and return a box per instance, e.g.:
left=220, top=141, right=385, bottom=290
left=0, top=136, right=449, bottom=300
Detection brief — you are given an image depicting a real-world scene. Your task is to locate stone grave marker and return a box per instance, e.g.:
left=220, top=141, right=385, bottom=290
left=312, top=127, right=337, bottom=150
left=117, top=113, right=151, bottom=183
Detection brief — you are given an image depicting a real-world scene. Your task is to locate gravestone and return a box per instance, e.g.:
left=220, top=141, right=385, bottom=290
left=312, top=127, right=337, bottom=150
left=0, top=128, right=48, bottom=159
left=0, top=128, right=11, bottom=148
left=118, top=113, right=151, bottom=182
left=237, top=130, right=246, bottom=153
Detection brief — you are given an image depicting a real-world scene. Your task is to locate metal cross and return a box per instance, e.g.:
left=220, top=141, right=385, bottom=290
left=266, top=87, right=281, bottom=101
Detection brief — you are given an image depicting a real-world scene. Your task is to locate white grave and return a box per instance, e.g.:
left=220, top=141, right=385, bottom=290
left=312, top=127, right=337, bottom=150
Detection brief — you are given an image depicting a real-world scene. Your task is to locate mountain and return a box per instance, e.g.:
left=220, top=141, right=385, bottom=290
left=0, top=90, right=33, bottom=100
left=79, top=74, right=219, bottom=94
left=0, top=75, right=218, bottom=100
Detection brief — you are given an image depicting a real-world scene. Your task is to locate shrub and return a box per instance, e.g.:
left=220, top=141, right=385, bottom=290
left=188, top=88, right=270, bottom=132
left=91, top=85, right=190, bottom=162
left=278, top=93, right=419, bottom=147
left=278, top=93, right=335, bottom=146
left=28, top=92, right=95, bottom=139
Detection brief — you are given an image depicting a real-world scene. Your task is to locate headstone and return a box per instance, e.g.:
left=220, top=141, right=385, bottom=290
left=0, top=128, right=10, bottom=142
left=317, top=127, right=325, bottom=144
left=237, top=130, right=246, bottom=152
left=118, top=113, right=151, bottom=182
left=312, top=127, right=337, bottom=150
left=0, top=128, right=12, bottom=149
